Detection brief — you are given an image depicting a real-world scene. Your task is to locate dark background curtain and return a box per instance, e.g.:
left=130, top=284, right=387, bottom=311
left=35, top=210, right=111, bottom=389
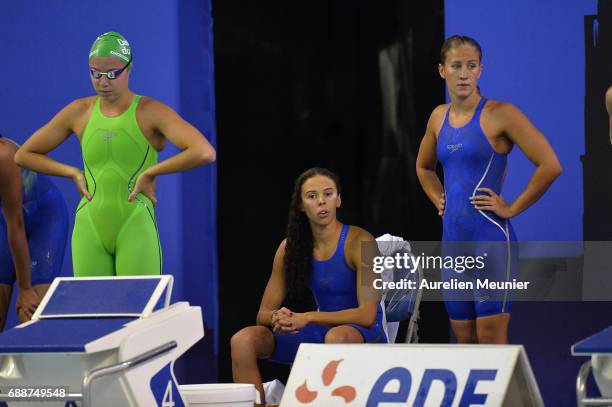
left=213, top=0, right=446, bottom=383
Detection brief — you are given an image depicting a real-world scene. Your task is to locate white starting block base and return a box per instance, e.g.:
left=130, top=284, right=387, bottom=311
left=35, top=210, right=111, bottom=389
left=592, top=354, right=612, bottom=397
left=180, top=383, right=256, bottom=407
left=573, top=326, right=612, bottom=406
left=0, top=276, right=204, bottom=407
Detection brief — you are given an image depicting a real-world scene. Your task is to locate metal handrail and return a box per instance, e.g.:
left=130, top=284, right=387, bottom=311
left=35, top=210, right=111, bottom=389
left=82, top=340, right=177, bottom=407
left=0, top=392, right=84, bottom=403
left=577, top=360, right=612, bottom=407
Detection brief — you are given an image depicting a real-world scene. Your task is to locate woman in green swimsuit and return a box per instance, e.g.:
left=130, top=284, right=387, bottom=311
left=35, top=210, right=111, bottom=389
left=15, top=32, right=216, bottom=276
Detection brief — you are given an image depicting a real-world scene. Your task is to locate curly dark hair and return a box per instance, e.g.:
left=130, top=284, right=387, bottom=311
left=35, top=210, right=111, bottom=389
left=283, top=167, right=341, bottom=303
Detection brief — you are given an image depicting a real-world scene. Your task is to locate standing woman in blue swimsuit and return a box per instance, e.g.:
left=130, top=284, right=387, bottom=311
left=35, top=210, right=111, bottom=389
left=0, top=134, right=68, bottom=329
left=231, top=167, right=386, bottom=405
left=416, top=36, right=562, bottom=344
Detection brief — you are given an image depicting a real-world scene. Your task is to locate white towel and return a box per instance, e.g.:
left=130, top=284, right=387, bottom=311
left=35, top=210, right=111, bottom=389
left=376, top=234, right=410, bottom=344
left=255, top=379, right=285, bottom=405
left=376, top=233, right=411, bottom=253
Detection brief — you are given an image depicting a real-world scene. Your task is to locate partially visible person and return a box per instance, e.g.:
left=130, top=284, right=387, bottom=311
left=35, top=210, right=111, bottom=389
left=15, top=32, right=215, bottom=276
left=0, top=134, right=68, bottom=329
left=231, top=168, right=386, bottom=405
left=606, top=86, right=612, bottom=145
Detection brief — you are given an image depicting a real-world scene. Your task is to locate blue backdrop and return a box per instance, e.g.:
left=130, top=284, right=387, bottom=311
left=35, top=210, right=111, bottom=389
left=0, top=0, right=218, bottom=381
left=445, top=1, right=608, bottom=405
left=445, top=0, right=597, bottom=248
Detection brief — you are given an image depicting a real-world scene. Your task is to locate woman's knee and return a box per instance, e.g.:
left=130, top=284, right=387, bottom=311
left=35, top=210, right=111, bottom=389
left=324, top=326, right=363, bottom=344
left=451, top=320, right=477, bottom=344
left=476, top=314, right=509, bottom=344
left=476, top=327, right=506, bottom=344
left=231, top=326, right=273, bottom=359
left=231, top=326, right=258, bottom=352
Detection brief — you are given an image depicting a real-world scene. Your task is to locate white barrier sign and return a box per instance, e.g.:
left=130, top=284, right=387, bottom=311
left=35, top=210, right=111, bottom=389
left=282, top=344, right=542, bottom=407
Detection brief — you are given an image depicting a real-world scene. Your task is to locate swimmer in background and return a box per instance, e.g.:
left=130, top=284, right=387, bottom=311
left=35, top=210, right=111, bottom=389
left=0, top=134, right=68, bottom=328
left=16, top=32, right=215, bottom=277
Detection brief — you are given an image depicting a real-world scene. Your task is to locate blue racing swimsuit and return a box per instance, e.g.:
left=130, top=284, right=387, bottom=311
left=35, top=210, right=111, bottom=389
left=0, top=138, right=68, bottom=286
left=437, top=98, right=518, bottom=320
left=270, top=225, right=387, bottom=364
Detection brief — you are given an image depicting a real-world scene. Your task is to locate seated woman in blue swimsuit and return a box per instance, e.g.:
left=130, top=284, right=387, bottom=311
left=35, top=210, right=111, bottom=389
left=416, top=35, right=562, bottom=345
left=231, top=167, right=387, bottom=405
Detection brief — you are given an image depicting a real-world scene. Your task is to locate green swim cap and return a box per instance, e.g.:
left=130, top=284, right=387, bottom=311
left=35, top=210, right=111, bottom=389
left=89, top=32, right=132, bottom=64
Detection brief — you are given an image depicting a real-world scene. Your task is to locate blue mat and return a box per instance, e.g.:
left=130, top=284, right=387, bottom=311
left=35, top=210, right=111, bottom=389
left=42, top=279, right=161, bottom=316
left=0, top=318, right=136, bottom=353
left=573, top=326, right=612, bottom=355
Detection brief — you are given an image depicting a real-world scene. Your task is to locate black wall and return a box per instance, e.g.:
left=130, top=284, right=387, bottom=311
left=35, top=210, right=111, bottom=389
left=213, top=0, right=446, bottom=382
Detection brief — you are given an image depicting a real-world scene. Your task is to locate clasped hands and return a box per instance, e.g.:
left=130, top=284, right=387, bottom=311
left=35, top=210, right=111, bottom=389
left=271, top=307, right=308, bottom=335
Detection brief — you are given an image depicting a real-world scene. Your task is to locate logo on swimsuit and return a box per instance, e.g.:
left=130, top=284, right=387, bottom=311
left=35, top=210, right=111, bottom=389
left=447, top=143, right=463, bottom=153
left=103, top=132, right=114, bottom=141
left=294, top=359, right=357, bottom=404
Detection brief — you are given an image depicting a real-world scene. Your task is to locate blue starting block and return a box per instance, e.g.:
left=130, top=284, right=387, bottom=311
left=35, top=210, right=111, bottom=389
left=0, top=276, right=203, bottom=407
left=572, top=326, right=612, bottom=407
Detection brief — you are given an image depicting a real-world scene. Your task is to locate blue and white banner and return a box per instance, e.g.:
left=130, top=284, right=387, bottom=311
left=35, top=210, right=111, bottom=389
left=282, top=344, right=543, bottom=406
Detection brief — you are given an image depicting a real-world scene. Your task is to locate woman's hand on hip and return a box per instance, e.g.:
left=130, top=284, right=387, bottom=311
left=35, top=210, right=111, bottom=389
left=437, top=192, right=445, bottom=216
left=471, top=188, right=514, bottom=219
left=71, top=169, right=91, bottom=201
left=128, top=172, right=158, bottom=206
